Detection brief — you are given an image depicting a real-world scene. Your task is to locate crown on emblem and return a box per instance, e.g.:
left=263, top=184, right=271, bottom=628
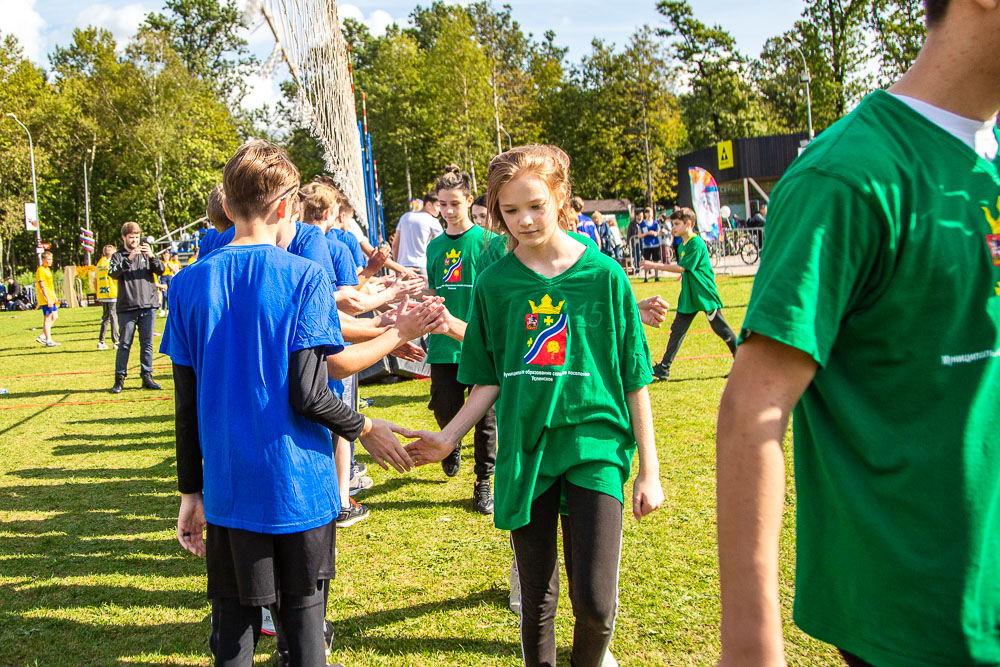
left=529, top=294, right=564, bottom=314
left=445, top=249, right=462, bottom=261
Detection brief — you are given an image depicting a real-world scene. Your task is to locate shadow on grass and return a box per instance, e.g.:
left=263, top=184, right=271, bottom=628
left=372, top=498, right=472, bottom=512
left=333, top=589, right=521, bottom=658
left=664, top=374, right=730, bottom=383
left=52, top=441, right=173, bottom=456
left=0, top=348, right=101, bottom=356
left=47, top=430, right=173, bottom=443
left=0, top=393, right=70, bottom=437
left=358, top=391, right=430, bottom=409
left=67, top=414, right=173, bottom=426
left=352, top=475, right=446, bottom=501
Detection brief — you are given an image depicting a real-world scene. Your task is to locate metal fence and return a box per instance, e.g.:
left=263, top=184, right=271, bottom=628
left=624, top=226, right=763, bottom=275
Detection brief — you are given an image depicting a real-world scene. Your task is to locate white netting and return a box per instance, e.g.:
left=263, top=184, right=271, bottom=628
left=249, top=0, right=369, bottom=230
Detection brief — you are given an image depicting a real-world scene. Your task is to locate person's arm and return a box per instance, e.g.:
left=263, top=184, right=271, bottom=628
left=637, top=295, right=669, bottom=328
left=640, top=259, right=683, bottom=273
left=395, top=384, right=501, bottom=464
left=290, top=346, right=413, bottom=472
left=625, top=385, right=663, bottom=521
left=716, top=335, right=816, bottom=667
left=391, top=228, right=401, bottom=263
left=173, top=362, right=207, bottom=557
left=148, top=252, right=165, bottom=275
left=108, top=252, right=129, bottom=280
left=327, top=297, right=444, bottom=379
left=338, top=311, right=389, bottom=343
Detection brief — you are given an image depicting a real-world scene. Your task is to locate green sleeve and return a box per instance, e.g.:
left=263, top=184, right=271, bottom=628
left=741, top=170, right=887, bottom=366
left=678, top=237, right=705, bottom=271
left=615, top=267, right=654, bottom=392
left=457, top=282, right=500, bottom=387
left=426, top=244, right=440, bottom=290
left=478, top=232, right=507, bottom=271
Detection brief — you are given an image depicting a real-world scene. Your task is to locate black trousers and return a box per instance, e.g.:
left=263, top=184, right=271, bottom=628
left=99, top=301, right=118, bottom=344
left=210, top=581, right=327, bottom=667
left=428, top=363, right=496, bottom=479
left=511, top=480, right=623, bottom=667
left=659, top=309, right=736, bottom=370
left=115, top=308, right=155, bottom=375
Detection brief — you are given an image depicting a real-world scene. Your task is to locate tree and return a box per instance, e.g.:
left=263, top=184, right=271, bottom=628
left=657, top=0, right=769, bottom=150
left=867, top=0, right=925, bottom=86
left=801, top=0, right=871, bottom=117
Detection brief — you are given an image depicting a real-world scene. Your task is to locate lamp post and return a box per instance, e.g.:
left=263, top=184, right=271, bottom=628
left=6, top=113, right=42, bottom=265
left=498, top=125, right=512, bottom=151
left=787, top=42, right=815, bottom=142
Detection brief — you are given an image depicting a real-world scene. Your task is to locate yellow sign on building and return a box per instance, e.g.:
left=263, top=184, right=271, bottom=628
left=717, top=140, right=734, bottom=170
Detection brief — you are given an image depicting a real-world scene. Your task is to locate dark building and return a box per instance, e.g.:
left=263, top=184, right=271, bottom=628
left=676, top=132, right=810, bottom=220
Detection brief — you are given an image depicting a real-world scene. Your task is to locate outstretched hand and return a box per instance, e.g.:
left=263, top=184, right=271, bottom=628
left=637, top=295, right=669, bottom=328
left=391, top=340, right=426, bottom=362
left=390, top=425, right=458, bottom=466
left=359, top=418, right=414, bottom=473
left=177, top=493, right=206, bottom=556
left=393, top=295, right=446, bottom=341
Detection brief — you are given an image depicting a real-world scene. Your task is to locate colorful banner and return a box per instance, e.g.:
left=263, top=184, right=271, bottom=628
left=688, top=167, right=721, bottom=241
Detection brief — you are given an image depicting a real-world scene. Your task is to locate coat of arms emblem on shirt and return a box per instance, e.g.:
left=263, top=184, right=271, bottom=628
left=444, top=248, right=462, bottom=282
left=524, top=294, right=567, bottom=366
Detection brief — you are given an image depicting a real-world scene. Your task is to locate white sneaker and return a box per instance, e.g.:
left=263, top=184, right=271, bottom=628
left=509, top=558, right=521, bottom=615
left=97, top=342, right=109, bottom=350
left=35, top=334, right=46, bottom=345
left=348, top=475, right=373, bottom=496
left=44, top=340, right=60, bottom=347
left=602, top=649, right=619, bottom=667
left=158, top=310, right=165, bottom=316
left=261, top=607, right=275, bottom=636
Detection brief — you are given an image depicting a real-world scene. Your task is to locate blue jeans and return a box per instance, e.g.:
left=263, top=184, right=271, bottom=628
left=115, top=308, right=156, bottom=375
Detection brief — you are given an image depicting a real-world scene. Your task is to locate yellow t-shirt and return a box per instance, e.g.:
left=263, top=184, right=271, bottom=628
left=35, top=266, right=55, bottom=307
left=95, top=257, right=118, bottom=301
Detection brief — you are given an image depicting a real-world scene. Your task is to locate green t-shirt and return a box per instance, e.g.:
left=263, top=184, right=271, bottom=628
left=676, top=234, right=723, bottom=313
left=741, top=90, right=1000, bottom=666
left=458, top=245, right=653, bottom=530
left=425, top=225, right=504, bottom=364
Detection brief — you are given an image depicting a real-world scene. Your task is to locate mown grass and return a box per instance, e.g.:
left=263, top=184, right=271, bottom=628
left=0, top=276, right=840, bottom=666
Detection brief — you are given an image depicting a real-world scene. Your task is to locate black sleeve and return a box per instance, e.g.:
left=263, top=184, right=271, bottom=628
left=289, top=347, right=366, bottom=441
left=173, top=363, right=203, bottom=493
left=108, top=252, right=130, bottom=279
left=149, top=254, right=166, bottom=275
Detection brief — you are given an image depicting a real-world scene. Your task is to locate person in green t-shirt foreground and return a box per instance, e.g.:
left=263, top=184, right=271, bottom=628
left=640, top=206, right=737, bottom=381
left=716, top=1, right=1000, bottom=665
left=396, top=144, right=664, bottom=667
left=424, top=164, right=506, bottom=514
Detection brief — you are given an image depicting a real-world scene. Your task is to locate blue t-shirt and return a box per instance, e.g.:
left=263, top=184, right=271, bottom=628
left=326, top=236, right=360, bottom=288
left=160, top=245, right=344, bottom=533
left=328, top=228, right=365, bottom=269
left=209, top=223, right=336, bottom=282
left=196, top=228, right=229, bottom=262
left=640, top=220, right=660, bottom=248
left=577, top=216, right=600, bottom=245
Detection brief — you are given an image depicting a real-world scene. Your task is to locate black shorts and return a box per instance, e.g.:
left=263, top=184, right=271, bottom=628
left=641, top=246, right=661, bottom=261
left=206, top=520, right=336, bottom=606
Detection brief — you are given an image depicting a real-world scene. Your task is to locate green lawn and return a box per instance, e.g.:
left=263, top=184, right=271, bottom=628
left=0, top=277, right=840, bottom=666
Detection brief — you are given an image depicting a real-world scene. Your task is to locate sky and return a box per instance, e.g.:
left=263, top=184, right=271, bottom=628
left=1, top=0, right=805, bottom=111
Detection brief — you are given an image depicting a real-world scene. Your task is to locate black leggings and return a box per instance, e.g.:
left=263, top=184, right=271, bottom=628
left=659, top=309, right=736, bottom=370
left=210, top=581, right=327, bottom=666
left=511, top=480, right=623, bottom=667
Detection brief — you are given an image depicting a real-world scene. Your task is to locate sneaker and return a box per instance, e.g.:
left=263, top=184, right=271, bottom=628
left=472, top=479, right=494, bottom=515
left=324, top=619, right=334, bottom=656
left=44, top=340, right=59, bottom=347
left=158, top=309, right=165, bottom=316
left=651, top=362, right=670, bottom=381
left=508, top=559, right=521, bottom=615
left=97, top=342, right=109, bottom=350
left=113, top=342, right=119, bottom=349
left=348, top=474, right=373, bottom=496
left=260, top=607, right=275, bottom=636
left=351, top=460, right=367, bottom=477
left=336, top=498, right=370, bottom=528
left=442, top=445, right=462, bottom=477
left=35, top=334, right=47, bottom=345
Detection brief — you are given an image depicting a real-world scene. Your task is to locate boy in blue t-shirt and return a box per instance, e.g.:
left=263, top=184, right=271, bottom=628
left=639, top=207, right=660, bottom=282
left=163, top=141, right=415, bottom=665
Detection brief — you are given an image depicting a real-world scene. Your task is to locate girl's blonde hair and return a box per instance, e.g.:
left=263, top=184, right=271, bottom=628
left=485, top=145, right=575, bottom=249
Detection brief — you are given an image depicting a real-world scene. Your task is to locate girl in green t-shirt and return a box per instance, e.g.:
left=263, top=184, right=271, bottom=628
left=397, top=144, right=664, bottom=667
left=640, top=206, right=736, bottom=381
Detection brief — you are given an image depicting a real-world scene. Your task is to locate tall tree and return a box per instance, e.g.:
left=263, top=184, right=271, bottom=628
left=656, top=0, right=769, bottom=150
left=866, top=0, right=926, bottom=86
left=801, top=0, right=871, bottom=116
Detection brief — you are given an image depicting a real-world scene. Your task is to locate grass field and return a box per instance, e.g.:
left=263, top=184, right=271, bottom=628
left=0, top=275, right=841, bottom=666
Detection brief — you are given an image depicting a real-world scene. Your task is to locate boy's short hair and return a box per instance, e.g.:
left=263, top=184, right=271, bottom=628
left=569, top=196, right=584, bottom=213
left=422, top=191, right=438, bottom=205
left=300, top=182, right=339, bottom=223
left=644, top=207, right=653, bottom=216
left=222, top=141, right=300, bottom=222
left=670, top=207, right=697, bottom=226
left=103, top=244, right=116, bottom=255
left=41, top=250, right=53, bottom=260
left=121, top=221, right=141, bottom=237
left=472, top=194, right=487, bottom=208
left=206, top=184, right=234, bottom=232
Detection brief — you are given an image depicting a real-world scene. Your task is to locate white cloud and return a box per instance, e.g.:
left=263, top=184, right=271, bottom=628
left=240, top=72, right=282, bottom=111
left=0, top=0, right=47, bottom=63
left=75, top=2, right=150, bottom=49
left=338, top=4, right=403, bottom=38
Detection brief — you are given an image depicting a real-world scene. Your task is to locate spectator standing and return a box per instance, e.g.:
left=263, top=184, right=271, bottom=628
left=392, top=192, right=442, bottom=277
left=570, top=197, right=601, bottom=250
left=108, top=221, right=165, bottom=393
left=639, top=207, right=660, bottom=282
left=749, top=203, right=766, bottom=249
left=96, top=244, right=119, bottom=350
left=626, top=210, right=642, bottom=273
left=594, top=211, right=617, bottom=260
